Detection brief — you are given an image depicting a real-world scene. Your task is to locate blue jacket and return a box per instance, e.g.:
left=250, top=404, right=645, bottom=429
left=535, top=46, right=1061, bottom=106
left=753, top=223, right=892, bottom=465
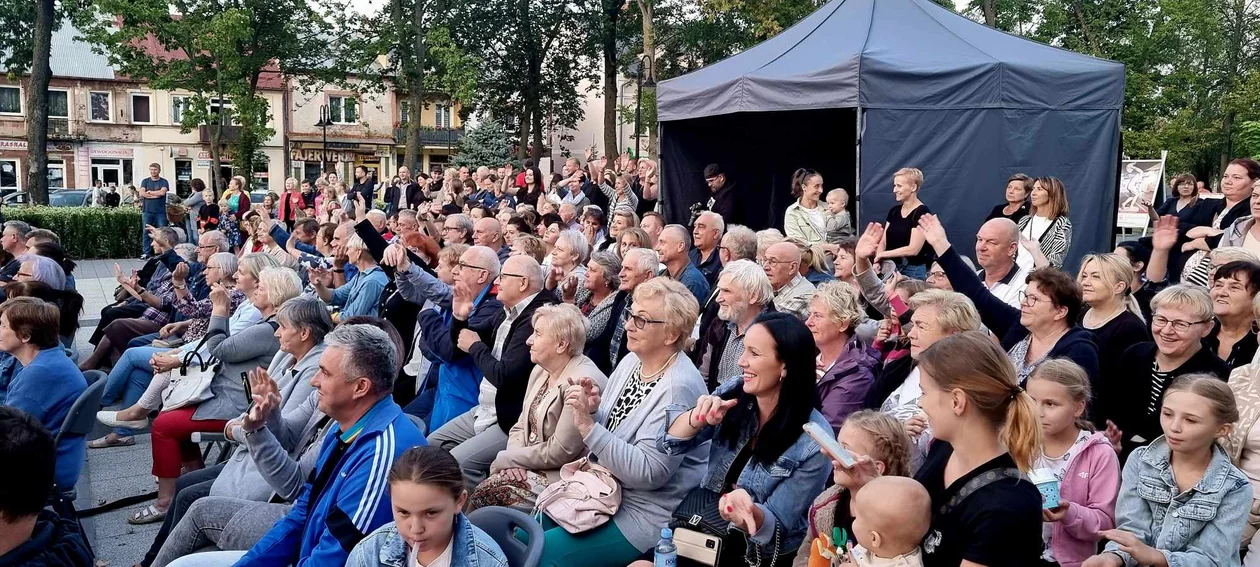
left=0, top=351, right=24, bottom=404
left=416, top=284, right=502, bottom=431
left=658, top=376, right=833, bottom=553
left=346, top=513, right=508, bottom=567
left=5, top=348, right=86, bottom=489
left=332, top=265, right=389, bottom=318
left=1104, top=437, right=1249, bottom=567
left=667, top=262, right=711, bottom=306
left=235, top=397, right=426, bottom=567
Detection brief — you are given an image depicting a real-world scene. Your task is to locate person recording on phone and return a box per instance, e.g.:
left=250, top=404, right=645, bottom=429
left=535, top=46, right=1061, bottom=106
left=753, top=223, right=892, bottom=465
left=660, top=311, right=833, bottom=566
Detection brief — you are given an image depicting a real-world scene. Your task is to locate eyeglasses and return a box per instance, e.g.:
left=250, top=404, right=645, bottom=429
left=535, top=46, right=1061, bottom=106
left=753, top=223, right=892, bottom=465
left=926, top=270, right=947, bottom=280
left=15, top=271, right=31, bottom=278
left=762, top=257, right=795, bottom=269
left=628, top=313, right=667, bottom=330
left=1018, top=291, right=1047, bottom=307
left=705, top=177, right=720, bottom=184
left=456, top=262, right=488, bottom=273
left=500, top=272, right=528, bottom=280
left=443, top=226, right=461, bottom=232
left=1151, top=315, right=1211, bottom=333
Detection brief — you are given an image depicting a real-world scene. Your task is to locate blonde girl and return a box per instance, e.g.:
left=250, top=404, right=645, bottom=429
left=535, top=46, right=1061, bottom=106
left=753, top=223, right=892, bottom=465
left=1027, top=359, right=1119, bottom=567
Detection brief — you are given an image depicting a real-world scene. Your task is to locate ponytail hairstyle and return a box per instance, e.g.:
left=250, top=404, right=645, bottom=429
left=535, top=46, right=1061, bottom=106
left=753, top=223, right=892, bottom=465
left=918, top=331, right=1042, bottom=472
left=1028, top=358, right=1094, bottom=432
left=1078, top=253, right=1144, bottom=322
left=388, top=445, right=465, bottom=501
left=1163, top=374, right=1239, bottom=447
left=790, top=168, right=822, bottom=199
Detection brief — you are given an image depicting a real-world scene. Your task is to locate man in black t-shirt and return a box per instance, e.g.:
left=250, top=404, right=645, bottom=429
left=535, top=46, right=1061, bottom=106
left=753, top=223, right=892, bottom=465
left=702, top=163, right=744, bottom=228
left=139, top=162, right=170, bottom=259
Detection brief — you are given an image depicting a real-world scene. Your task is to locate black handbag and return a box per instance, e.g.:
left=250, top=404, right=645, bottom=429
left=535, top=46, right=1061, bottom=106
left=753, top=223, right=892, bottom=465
left=669, top=486, right=781, bottom=567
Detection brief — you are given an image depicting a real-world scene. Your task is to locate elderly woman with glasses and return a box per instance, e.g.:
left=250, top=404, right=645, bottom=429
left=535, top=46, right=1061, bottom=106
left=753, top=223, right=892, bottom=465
left=468, top=304, right=608, bottom=512
left=1104, top=285, right=1230, bottom=459
left=537, top=278, right=710, bottom=566
left=13, top=254, right=66, bottom=290
left=89, top=253, right=275, bottom=449
left=545, top=229, right=590, bottom=300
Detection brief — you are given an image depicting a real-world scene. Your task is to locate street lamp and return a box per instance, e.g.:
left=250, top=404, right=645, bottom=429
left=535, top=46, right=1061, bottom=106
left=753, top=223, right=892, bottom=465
left=634, top=55, right=656, bottom=159
left=315, top=105, right=331, bottom=176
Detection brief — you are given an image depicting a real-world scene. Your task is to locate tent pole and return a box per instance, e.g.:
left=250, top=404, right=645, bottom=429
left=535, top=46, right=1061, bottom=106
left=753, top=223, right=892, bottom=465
left=854, top=106, right=862, bottom=224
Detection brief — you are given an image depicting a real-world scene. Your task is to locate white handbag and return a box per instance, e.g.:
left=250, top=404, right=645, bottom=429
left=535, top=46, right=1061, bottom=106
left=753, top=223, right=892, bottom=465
left=533, top=457, right=622, bottom=533
left=159, top=334, right=220, bottom=410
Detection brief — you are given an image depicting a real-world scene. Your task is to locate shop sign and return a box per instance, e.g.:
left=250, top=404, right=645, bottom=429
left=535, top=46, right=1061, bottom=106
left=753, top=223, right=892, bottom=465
left=290, top=148, right=354, bottom=162
left=252, top=172, right=269, bottom=179
left=373, top=146, right=392, bottom=157
left=89, top=147, right=135, bottom=158
left=0, top=140, right=74, bottom=152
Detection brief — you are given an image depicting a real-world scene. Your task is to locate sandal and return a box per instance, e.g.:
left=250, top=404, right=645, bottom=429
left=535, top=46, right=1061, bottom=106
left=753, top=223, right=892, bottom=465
left=88, top=435, right=136, bottom=449
left=128, top=504, right=166, bottom=525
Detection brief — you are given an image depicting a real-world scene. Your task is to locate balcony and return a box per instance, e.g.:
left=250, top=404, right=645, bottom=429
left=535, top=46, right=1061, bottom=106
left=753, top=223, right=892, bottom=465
left=47, top=118, right=72, bottom=139
left=394, top=126, right=464, bottom=148
left=198, top=125, right=242, bottom=143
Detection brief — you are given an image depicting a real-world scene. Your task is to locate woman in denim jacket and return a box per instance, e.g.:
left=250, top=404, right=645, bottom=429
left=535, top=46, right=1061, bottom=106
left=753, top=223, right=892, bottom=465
left=659, top=312, right=833, bottom=565
left=1084, top=374, right=1250, bottom=567
left=347, top=446, right=508, bottom=567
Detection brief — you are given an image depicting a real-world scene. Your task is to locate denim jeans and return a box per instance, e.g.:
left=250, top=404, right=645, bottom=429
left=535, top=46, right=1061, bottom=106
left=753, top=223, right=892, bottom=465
left=129, top=332, right=162, bottom=350
left=184, top=216, right=199, bottom=245
left=897, top=262, right=928, bottom=281
left=141, top=464, right=223, bottom=567
left=143, top=211, right=169, bottom=256
left=152, top=497, right=290, bottom=566
left=164, top=550, right=245, bottom=567
left=101, top=346, right=163, bottom=437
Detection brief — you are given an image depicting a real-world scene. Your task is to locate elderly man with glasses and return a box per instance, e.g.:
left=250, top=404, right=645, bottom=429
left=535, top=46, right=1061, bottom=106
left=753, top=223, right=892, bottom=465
left=441, top=213, right=474, bottom=246
left=761, top=241, right=816, bottom=320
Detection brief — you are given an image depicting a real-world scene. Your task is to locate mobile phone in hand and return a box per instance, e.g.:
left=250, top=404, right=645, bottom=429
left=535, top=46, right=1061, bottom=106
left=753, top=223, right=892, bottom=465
left=241, top=372, right=254, bottom=410
left=803, top=421, right=857, bottom=467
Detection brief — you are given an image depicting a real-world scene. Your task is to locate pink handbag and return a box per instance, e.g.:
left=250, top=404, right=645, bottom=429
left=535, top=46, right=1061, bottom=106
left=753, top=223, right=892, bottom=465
left=533, top=457, right=622, bottom=533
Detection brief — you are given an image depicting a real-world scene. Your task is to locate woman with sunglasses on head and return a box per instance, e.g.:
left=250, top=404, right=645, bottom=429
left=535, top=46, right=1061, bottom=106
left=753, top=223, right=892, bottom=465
left=785, top=169, right=827, bottom=245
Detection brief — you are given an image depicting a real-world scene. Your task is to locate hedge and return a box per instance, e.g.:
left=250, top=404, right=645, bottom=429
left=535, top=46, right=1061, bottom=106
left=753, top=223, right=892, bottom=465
left=7, top=206, right=142, bottom=259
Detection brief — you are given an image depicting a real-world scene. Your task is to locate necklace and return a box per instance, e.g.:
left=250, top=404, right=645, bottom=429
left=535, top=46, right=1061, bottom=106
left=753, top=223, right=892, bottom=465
left=640, top=351, right=680, bottom=381
left=1083, top=304, right=1124, bottom=329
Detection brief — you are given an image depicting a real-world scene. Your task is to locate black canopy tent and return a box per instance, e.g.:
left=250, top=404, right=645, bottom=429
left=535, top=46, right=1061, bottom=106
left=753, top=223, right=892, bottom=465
left=656, top=0, right=1125, bottom=269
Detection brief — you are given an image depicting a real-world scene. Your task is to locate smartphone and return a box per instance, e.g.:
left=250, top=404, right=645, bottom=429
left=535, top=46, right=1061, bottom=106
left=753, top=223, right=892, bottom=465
left=803, top=421, right=857, bottom=468
left=241, top=372, right=254, bottom=409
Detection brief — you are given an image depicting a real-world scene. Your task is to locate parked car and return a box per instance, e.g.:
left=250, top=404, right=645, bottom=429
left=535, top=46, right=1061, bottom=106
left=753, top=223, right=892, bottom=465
left=49, top=189, right=92, bottom=207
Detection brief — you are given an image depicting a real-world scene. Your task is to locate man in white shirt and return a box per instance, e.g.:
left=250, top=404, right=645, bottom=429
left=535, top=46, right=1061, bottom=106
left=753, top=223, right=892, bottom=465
left=974, top=218, right=1028, bottom=308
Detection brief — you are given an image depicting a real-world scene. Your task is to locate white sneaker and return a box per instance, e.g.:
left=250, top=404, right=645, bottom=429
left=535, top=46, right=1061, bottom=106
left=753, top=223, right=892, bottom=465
left=96, top=410, right=150, bottom=430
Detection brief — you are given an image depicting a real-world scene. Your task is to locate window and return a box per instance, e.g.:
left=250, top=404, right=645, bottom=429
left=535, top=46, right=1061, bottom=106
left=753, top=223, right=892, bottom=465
left=131, top=93, right=152, bottom=124
left=48, top=90, right=68, bottom=118
left=0, top=159, right=18, bottom=190
left=209, top=97, right=235, bottom=126
left=171, top=95, right=189, bottom=125
left=0, top=86, right=20, bottom=115
left=47, top=159, right=65, bottom=189
left=435, top=103, right=451, bottom=128
left=90, top=91, right=112, bottom=122
left=329, top=95, right=358, bottom=124
left=399, top=104, right=409, bottom=126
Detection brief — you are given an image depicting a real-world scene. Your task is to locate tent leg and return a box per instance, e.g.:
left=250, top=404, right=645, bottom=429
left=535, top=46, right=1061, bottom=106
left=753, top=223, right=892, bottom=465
left=854, top=106, right=863, bottom=223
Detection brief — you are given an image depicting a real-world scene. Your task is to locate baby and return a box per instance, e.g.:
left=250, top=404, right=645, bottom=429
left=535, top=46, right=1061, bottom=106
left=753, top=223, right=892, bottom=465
left=824, top=188, right=855, bottom=242
left=846, top=476, right=930, bottom=567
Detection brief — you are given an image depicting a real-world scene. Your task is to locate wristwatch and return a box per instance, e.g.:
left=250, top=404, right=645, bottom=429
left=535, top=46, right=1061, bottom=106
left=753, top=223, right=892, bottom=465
left=173, top=283, right=187, bottom=290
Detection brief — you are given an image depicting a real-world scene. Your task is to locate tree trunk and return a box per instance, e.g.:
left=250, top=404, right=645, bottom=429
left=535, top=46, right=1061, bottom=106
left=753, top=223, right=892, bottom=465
left=25, top=0, right=54, bottom=204
left=638, top=0, right=657, bottom=159
left=601, top=0, right=619, bottom=161
left=403, top=0, right=427, bottom=174
left=982, top=0, right=996, bottom=27
left=517, top=112, right=530, bottom=160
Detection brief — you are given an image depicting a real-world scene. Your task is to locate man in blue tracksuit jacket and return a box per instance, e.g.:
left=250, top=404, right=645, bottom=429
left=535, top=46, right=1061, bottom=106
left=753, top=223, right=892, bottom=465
left=233, top=324, right=425, bottom=567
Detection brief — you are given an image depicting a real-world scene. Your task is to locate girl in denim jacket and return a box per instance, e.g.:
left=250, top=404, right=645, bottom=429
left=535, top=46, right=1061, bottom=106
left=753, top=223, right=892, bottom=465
left=347, top=446, right=508, bottom=567
left=1083, top=375, right=1250, bottom=567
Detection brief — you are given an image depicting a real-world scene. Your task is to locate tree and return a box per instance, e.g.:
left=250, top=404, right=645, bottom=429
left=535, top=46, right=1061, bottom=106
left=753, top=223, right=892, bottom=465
left=452, top=121, right=514, bottom=167
left=0, top=0, right=78, bottom=204
left=78, top=0, right=348, bottom=192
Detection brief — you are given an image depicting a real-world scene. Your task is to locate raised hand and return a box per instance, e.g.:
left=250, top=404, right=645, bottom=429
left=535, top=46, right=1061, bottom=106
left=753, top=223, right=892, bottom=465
left=382, top=243, right=412, bottom=272
left=691, top=395, right=739, bottom=427
left=241, top=368, right=281, bottom=433
left=1104, top=420, right=1123, bottom=453
left=917, top=213, right=951, bottom=253
left=308, top=266, right=333, bottom=288
left=173, top=262, right=189, bottom=286
left=1151, top=214, right=1178, bottom=252
left=855, top=223, right=884, bottom=260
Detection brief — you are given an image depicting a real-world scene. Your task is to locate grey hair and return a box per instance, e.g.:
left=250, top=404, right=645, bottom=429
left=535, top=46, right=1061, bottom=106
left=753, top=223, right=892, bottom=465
left=532, top=303, right=588, bottom=357
left=325, top=324, right=397, bottom=396
left=722, top=225, right=758, bottom=262
left=276, top=296, right=335, bottom=345
left=200, top=230, right=231, bottom=253
left=210, top=252, right=239, bottom=283
left=174, top=243, right=197, bottom=262
left=156, top=227, right=180, bottom=247
left=623, top=247, right=659, bottom=273
left=719, top=259, right=773, bottom=306
left=397, top=209, right=418, bottom=222
left=465, top=245, right=502, bottom=281
left=345, top=233, right=369, bottom=252
left=16, top=254, right=65, bottom=290
left=698, top=211, right=725, bottom=237
left=662, top=224, right=693, bottom=250
left=25, top=228, right=58, bottom=245
left=3, top=221, right=31, bottom=239
left=257, top=267, right=302, bottom=308
left=588, top=250, right=622, bottom=290
left=756, top=229, right=785, bottom=258
left=366, top=209, right=387, bottom=223
left=239, top=252, right=281, bottom=281
left=447, top=213, right=474, bottom=237
left=556, top=230, right=590, bottom=266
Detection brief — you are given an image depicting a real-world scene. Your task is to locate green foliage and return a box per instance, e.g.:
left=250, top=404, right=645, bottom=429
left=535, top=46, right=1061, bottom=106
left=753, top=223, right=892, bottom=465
left=8, top=206, right=143, bottom=259
left=452, top=122, right=514, bottom=168
left=617, top=86, right=657, bottom=136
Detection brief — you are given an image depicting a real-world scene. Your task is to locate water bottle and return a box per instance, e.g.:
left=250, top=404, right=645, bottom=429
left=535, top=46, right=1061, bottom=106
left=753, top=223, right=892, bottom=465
left=654, top=527, right=677, bottom=567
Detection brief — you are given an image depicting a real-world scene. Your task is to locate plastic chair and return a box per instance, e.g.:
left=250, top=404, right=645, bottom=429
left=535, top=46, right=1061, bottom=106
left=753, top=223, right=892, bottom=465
left=467, top=506, right=544, bottom=567
left=405, top=413, right=428, bottom=437
left=55, top=377, right=106, bottom=501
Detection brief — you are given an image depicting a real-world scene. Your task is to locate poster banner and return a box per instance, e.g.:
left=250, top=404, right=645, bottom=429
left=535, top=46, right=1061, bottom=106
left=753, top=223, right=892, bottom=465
left=1116, top=151, right=1168, bottom=229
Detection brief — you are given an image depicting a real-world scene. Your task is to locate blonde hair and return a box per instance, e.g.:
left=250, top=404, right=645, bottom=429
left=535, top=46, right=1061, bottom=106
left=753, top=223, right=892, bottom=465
left=1030, top=358, right=1094, bottom=431
left=894, top=167, right=924, bottom=189
left=532, top=303, right=588, bottom=356
left=1211, top=246, right=1260, bottom=265
left=906, top=289, right=981, bottom=334
left=918, top=331, right=1042, bottom=472
left=842, top=410, right=912, bottom=477
left=755, top=229, right=785, bottom=260
left=825, top=187, right=849, bottom=205
left=1150, top=284, right=1213, bottom=322
left=1164, top=373, right=1240, bottom=426
left=1078, top=253, right=1144, bottom=322
left=438, top=243, right=469, bottom=266
left=631, top=277, right=700, bottom=351
left=256, top=266, right=302, bottom=309
left=813, top=281, right=864, bottom=332
left=513, top=235, right=546, bottom=263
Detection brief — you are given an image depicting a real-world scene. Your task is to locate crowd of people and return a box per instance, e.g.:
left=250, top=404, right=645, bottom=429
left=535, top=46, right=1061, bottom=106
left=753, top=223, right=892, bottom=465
left=10, top=153, right=1260, bottom=567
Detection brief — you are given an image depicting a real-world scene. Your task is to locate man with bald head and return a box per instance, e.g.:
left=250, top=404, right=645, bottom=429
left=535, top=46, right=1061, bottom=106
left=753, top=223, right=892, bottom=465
left=431, top=254, right=558, bottom=489
left=473, top=217, right=510, bottom=262
left=655, top=224, right=710, bottom=304
left=689, top=211, right=725, bottom=286
left=762, top=241, right=816, bottom=320
left=975, top=217, right=1027, bottom=308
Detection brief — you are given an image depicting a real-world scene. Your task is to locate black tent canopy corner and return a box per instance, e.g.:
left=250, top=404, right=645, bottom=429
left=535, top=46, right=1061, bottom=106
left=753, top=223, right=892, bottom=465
left=656, top=0, right=1125, bottom=270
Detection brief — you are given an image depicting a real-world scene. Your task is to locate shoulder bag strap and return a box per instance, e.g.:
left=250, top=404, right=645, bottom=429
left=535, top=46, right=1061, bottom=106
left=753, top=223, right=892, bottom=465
left=939, top=467, right=1026, bottom=517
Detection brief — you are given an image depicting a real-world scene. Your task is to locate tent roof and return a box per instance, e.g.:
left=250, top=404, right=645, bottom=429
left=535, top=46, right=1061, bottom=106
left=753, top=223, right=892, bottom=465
left=657, top=0, right=1125, bottom=122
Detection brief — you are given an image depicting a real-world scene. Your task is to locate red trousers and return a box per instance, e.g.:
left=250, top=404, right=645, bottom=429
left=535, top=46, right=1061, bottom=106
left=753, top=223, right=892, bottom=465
left=150, top=406, right=228, bottom=478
